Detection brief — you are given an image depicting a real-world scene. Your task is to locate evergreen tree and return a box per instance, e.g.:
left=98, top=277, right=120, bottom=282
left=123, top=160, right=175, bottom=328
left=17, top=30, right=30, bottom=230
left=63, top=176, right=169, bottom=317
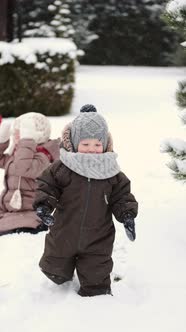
left=67, top=0, right=179, bottom=66
left=18, top=0, right=74, bottom=39
left=65, top=0, right=98, bottom=51
left=17, top=0, right=54, bottom=38
left=161, top=0, right=186, bottom=180
left=48, top=0, right=74, bottom=38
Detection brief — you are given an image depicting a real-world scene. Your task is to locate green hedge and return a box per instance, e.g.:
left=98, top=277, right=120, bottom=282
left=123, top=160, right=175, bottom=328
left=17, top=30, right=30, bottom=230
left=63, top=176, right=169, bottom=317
left=0, top=50, right=75, bottom=117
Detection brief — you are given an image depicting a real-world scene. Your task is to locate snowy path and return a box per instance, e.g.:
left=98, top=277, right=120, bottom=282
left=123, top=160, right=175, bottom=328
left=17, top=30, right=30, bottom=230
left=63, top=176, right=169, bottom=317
left=0, top=66, right=186, bottom=332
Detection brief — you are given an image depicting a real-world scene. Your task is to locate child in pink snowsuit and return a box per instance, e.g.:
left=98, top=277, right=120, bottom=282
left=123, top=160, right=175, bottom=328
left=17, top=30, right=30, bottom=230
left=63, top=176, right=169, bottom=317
left=0, top=112, right=60, bottom=236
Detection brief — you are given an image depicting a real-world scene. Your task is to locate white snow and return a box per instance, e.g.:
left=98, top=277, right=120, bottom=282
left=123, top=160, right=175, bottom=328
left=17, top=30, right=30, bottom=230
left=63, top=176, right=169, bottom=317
left=48, top=5, right=56, bottom=12
left=160, top=137, right=186, bottom=154
left=175, top=158, right=186, bottom=174
left=59, top=8, right=71, bottom=15
left=0, top=38, right=77, bottom=66
left=50, top=20, right=61, bottom=26
left=167, top=0, right=186, bottom=13
left=0, top=65, right=186, bottom=332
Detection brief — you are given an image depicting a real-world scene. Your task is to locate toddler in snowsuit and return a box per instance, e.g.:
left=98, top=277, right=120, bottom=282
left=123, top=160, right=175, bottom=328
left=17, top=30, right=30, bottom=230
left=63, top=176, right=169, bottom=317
left=33, top=105, right=138, bottom=296
left=0, top=112, right=60, bottom=236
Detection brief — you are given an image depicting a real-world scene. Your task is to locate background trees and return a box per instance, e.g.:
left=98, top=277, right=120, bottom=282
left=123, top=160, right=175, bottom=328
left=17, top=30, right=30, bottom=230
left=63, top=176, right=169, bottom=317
left=0, top=0, right=183, bottom=66
left=0, top=0, right=185, bottom=117
left=161, top=0, right=186, bottom=180
left=67, top=0, right=180, bottom=66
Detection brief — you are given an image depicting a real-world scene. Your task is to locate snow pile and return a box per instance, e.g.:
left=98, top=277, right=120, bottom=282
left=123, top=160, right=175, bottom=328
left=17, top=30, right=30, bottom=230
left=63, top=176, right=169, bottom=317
left=0, top=38, right=78, bottom=66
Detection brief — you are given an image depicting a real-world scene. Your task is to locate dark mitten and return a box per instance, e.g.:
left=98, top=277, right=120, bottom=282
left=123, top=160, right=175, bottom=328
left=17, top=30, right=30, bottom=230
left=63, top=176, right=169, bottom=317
left=122, top=212, right=136, bottom=241
left=36, top=205, right=55, bottom=227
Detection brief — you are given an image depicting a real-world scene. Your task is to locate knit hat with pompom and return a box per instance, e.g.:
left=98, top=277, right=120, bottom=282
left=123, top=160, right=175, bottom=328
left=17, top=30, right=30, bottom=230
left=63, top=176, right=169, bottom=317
left=71, top=104, right=108, bottom=151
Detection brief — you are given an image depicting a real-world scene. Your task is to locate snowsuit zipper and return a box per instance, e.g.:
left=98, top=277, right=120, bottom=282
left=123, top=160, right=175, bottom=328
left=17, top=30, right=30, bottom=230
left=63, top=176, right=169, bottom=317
left=78, top=178, right=91, bottom=251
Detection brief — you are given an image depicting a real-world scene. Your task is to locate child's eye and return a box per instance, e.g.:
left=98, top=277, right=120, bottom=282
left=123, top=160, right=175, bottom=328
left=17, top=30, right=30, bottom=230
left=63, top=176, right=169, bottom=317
left=83, top=144, right=88, bottom=146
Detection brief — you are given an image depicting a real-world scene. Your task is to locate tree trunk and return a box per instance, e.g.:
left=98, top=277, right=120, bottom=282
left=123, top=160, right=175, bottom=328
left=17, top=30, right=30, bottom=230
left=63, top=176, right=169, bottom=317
left=0, top=0, right=8, bottom=41
left=7, top=0, right=16, bottom=41
left=17, top=0, right=23, bottom=42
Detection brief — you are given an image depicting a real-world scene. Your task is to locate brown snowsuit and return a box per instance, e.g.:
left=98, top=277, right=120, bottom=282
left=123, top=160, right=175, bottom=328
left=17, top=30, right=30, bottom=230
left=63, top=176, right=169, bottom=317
left=0, top=138, right=60, bottom=234
left=34, top=160, right=138, bottom=295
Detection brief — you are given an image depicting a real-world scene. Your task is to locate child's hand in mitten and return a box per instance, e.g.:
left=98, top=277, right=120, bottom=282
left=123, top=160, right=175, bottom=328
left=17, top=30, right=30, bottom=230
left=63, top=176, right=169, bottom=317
left=0, top=121, right=11, bottom=143
left=36, top=205, right=55, bottom=227
left=122, top=212, right=136, bottom=241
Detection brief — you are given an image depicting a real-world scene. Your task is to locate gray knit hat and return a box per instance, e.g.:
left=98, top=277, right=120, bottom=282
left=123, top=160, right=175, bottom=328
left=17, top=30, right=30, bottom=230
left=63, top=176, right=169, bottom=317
left=71, top=104, right=108, bottom=151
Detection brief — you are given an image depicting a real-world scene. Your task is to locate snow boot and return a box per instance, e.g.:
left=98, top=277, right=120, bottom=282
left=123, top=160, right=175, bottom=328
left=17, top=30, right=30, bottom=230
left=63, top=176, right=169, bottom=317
left=41, top=270, right=71, bottom=285
left=78, top=285, right=112, bottom=297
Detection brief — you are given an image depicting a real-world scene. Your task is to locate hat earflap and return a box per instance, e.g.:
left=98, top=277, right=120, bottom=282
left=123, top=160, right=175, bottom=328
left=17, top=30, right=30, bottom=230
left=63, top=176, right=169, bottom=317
left=61, top=123, right=74, bottom=152
left=107, top=132, right=113, bottom=152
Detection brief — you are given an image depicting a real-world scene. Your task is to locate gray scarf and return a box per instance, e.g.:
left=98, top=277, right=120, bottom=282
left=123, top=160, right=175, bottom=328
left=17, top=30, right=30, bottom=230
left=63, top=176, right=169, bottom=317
left=60, top=148, right=120, bottom=179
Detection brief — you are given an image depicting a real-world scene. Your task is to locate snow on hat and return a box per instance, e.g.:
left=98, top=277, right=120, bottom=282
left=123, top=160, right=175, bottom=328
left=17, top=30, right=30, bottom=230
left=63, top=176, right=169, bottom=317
left=12, top=112, right=51, bottom=144
left=71, top=104, right=108, bottom=151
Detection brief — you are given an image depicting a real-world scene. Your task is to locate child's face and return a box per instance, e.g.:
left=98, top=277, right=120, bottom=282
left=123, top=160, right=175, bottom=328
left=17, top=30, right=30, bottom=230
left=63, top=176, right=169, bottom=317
left=78, top=139, right=103, bottom=153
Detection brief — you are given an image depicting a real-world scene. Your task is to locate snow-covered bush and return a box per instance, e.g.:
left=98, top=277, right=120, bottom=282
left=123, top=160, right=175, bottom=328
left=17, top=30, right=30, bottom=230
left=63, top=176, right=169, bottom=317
left=160, top=138, right=186, bottom=179
left=165, top=0, right=186, bottom=30
left=161, top=0, right=186, bottom=180
left=0, top=38, right=77, bottom=117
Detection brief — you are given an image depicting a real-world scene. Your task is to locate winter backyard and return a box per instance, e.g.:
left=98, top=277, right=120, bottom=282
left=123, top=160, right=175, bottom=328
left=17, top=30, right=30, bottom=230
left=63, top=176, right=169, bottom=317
left=0, top=65, right=186, bottom=332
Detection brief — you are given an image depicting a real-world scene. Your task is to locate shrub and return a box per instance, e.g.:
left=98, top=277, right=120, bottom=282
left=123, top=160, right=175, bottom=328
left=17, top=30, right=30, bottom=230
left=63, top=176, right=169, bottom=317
left=0, top=38, right=78, bottom=117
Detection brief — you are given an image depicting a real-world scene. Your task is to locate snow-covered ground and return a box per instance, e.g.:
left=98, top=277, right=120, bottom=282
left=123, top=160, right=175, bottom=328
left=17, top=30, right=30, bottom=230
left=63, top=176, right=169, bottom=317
left=0, top=65, right=186, bottom=332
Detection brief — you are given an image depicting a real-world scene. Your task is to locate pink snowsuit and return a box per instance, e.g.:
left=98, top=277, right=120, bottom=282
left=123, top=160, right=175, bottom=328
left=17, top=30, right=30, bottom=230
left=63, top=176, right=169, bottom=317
left=0, top=138, right=59, bottom=233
